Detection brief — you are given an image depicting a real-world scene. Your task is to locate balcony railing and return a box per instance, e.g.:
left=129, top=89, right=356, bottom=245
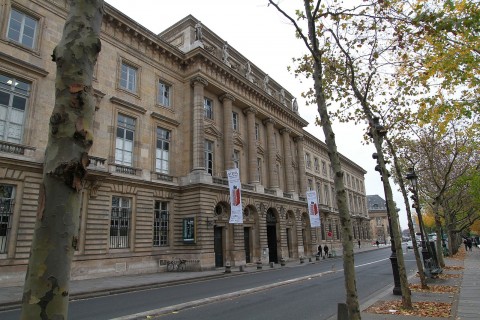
left=212, top=177, right=228, bottom=186
left=264, top=188, right=275, bottom=195
left=155, top=173, right=173, bottom=182
left=87, top=156, right=107, bottom=170
left=113, top=164, right=140, bottom=176
left=242, top=184, right=254, bottom=191
left=0, top=140, right=35, bottom=156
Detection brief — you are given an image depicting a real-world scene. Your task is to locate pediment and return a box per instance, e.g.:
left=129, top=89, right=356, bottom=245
left=256, top=144, right=265, bottom=156
left=205, top=124, right=223, bottom=139
left=233, top=133, right=245, bottom=147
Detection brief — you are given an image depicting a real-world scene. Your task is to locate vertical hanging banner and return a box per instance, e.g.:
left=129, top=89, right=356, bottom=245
left=227, top=168, right=243, bottom=224
left=306, top=190, right=321, bottom=227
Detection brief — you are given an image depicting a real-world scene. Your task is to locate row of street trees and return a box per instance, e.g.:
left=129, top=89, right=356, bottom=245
left=20, top=0, right=477, bottom=318
left=269, top=0, right=478, bottom=319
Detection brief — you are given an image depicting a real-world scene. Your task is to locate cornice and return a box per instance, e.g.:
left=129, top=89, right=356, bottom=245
left=110, top=97, right=147, bottom=114
left=150, top=112, right=180, bottom=127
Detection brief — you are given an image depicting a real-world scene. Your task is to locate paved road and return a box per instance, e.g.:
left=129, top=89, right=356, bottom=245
left=1, top=248, right=416, bottom=320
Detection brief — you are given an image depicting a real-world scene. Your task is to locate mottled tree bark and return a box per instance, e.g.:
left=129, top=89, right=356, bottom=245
left=21, top=1, right=104, bottom=319
left=302, top=2, right=361, bottom=319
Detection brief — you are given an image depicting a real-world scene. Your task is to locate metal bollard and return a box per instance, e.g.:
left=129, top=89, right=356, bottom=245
left=270, top=262, right=274, bottom=268
left=256, top=260, right=263, bottom=269
left=300, top=257, right=305, bottom=264
left=280, top=258, right=286, bottom=266
left=225, top=262, right=231, bottom=274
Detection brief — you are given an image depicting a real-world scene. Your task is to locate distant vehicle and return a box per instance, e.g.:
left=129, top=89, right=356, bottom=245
left=406, top=241, right=414, bottom=249
left=428, top=233, right=437, bottom=241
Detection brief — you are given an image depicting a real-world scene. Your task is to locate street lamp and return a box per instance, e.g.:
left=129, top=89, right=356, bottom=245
left=372, top=151, right=402, bottom=295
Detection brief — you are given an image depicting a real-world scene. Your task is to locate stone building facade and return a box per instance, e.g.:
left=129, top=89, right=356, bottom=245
left=0, top=0, right=370, bottom=283
left=367, top=195, right=390, bottom=244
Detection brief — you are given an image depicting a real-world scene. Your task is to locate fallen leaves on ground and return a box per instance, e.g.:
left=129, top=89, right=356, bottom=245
left=364, top=300, right=451, bottom=318
left=409, top=283, right=459, bottom=293
left=443, top=265, right=464, bottom=271
left=437, top=273, right=461, bottom=279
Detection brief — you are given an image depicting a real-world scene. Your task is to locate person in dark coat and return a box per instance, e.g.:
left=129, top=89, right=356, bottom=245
left=323, top=245, right=329, bottom=257
left=467, top=238, right=473, bottom=251
left=317, top=245, right=323, bottom=257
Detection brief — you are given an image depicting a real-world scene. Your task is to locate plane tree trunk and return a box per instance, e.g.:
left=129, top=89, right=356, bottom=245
left=20, top=1, right=104, bottom=319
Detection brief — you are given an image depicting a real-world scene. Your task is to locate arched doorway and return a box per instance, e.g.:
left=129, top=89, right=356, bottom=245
left=285, top=210, right=297, bottom=258
left=213, top=202, right=231, bottom=268
left=266, top=208, right=278, bottom=263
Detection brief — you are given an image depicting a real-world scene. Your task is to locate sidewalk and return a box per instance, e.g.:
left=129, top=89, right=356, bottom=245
left=1, top=245, right=477, bottom=319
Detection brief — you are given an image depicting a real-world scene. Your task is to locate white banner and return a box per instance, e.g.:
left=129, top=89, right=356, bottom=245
left=306, top=190, right=321, bottom=227
left=227, top=168, right=243, bottom=224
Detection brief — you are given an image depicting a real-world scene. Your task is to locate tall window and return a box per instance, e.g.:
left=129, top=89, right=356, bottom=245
left=305, top=153, right=311, bottom=169
left=255, top=123, right=259, bottom=141
left=0, top=74, right=30, bottom=144
left=155, top=127, right=170, bottom=174
left=120, top=63, right=137, bottom=92
left=232, top=112, right=239, bottom=131
left=233, top=150, right=240, bottom=169
left=115, top=114, right=135, bottom=166
left=324, top=185, right=329, bottom=206
left=205, top=140, right=213, bottom=175
left=0, top=184, right=15, bottom=254
left=7, top=9, right=38, bottom=49
left=331, top=186, right=336, bottom=209
left=153, top=201, right=169, bottom=246
left=110, top=196, right=131, bottom=248
left=158, top=81, right=171, bottom=107
left=204, top=98, right=213, bottom=120
left=308, top=179, right=313, bottom=191
left=257, top=158, right=262, bottom=183
left=316, top=182, right=322, bottom=204
left=322, top=161, right=327, bottom=176
left=314, top=157, right=319, bottom=171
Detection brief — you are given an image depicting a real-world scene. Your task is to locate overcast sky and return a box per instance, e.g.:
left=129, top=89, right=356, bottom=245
left=106, top=0, right=409, bottom=229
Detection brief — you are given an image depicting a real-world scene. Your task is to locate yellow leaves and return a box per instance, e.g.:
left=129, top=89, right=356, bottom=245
left=365, top=300, right=452, bottom=318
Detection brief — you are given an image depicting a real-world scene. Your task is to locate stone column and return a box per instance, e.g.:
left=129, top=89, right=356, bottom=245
left=191, top=76, right=208, bottom=172
left=280, top=128, right=294, bottom=192
left=295, top=136, right=307, bottom=196
left=243, top=107, right=258, bottom=184
left=263, top=118, right=279, bottom=188
left=220, top=93, right=235, bottom=174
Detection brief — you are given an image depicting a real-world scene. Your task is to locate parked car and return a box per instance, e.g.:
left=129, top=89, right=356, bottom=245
left=406, top=240, right=414, bottom=249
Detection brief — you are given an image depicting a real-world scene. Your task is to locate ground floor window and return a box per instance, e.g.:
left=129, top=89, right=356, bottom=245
left=0, top=184, right=15, bottom=254
left=153, top=201, right=169, bottom=246
left=110, top=196, right=131, bottom=248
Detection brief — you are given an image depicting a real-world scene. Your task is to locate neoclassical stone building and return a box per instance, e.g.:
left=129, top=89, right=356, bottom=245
left=0, top=0, right=370, bottom=283
left=367, top=195, right=390, bottom=244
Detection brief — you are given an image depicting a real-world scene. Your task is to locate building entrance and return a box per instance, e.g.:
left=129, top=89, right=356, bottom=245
left=214, top=226, right=223, bottom=267
left=266, top=209, right=278, bottom=263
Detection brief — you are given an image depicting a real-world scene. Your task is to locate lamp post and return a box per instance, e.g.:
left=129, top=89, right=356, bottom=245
left=372, top=152, right=402, bottom=295
left=405, top=167, right=433, bottom=265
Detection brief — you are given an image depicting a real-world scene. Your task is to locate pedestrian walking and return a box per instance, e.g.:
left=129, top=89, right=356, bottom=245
left=317, top=244, right=322, bottom=257
left=358, top=240, right=361, bottom=249
left=323, top=244, right=329, bottom=258
left=467, top=238, right=473, bottom=251
left=464, top=238, right=468, bottom=251
left=376, top=240, right=380, bottom=248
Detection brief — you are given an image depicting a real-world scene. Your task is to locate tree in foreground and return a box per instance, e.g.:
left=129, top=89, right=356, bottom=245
left=21, top=1, right=104, bottom=319
left=269, top=1, right=360, bottom=318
